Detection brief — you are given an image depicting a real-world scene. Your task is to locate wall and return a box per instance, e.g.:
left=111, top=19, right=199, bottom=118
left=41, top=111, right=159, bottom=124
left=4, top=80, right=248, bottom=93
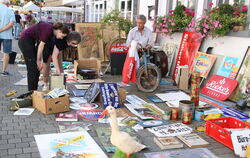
left=158, top=33, right=249, bottom=78
left=138, top=0, right=155, bottom=30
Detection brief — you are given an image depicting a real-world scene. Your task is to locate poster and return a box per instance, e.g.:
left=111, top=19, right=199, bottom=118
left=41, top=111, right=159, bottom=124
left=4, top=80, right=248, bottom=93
left=34, top=131, right=108, bottom=158
left=144, top=148, right=218, bottom=158
left=201, top=75, right=238, bottom=101
left=77, top=110, right=104, bottom=121
left=230, top=47, right=250, bottom=101
left=147, top=123, right=193, bottom=137
left=217, top=56, right=240, bottom=79
left=99, top=83, right=122, bottom=108
left=172, top=31, right=202, bottom=79
left=231, top=130, right=250, bottom=157
left=190, top=52, right=216, bottom=78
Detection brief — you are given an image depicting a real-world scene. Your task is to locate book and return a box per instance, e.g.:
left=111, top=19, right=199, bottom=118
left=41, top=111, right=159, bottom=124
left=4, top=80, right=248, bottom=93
left=177, top=133, right=209, bottom=148
left=154, top=136, right=183, bottom=150
left=55, top=113, right=78, bottom=122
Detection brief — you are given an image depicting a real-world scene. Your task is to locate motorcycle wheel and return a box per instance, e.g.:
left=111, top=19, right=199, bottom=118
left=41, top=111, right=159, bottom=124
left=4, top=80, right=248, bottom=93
left=136, top=64, right=161, bottom=92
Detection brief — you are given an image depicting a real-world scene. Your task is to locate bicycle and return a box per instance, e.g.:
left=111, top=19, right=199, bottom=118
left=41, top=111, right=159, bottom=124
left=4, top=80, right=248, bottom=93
left=136, top=44, right=161, bottom=92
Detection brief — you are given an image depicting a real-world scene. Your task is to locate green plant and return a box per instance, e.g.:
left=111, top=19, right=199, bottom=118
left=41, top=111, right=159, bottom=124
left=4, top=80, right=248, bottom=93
left=101, top=9, right=133, bottom=37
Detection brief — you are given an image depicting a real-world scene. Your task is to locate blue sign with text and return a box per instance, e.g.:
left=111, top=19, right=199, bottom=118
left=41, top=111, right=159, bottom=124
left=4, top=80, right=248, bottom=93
left=99, top=83, right=122, bottom=108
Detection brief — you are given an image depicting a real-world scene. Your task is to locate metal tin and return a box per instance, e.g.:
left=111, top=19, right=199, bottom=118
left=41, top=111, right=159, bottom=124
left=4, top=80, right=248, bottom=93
left=179, top=100, right=194, bottom=124
left=171, top=108, right=179, bottom=120
left=162, top=110, right=171, bottom=120
left=194, top=108, right=204, bottom=121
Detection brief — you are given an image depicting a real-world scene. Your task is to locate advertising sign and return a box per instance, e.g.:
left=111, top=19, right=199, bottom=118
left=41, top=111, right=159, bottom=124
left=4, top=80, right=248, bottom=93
left=190, top=52, right=216, bottom=78
left=173, top=31, right=202, bottom=79
left=99, top=83, right=122, bottom=108
left=110, top=42, right=128, bottom=53
left=201, top=75, right=238, bottom=100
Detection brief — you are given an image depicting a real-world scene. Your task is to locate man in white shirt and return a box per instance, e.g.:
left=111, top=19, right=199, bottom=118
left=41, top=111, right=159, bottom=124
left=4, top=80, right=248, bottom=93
left=126, top=15, right=153, bottom=50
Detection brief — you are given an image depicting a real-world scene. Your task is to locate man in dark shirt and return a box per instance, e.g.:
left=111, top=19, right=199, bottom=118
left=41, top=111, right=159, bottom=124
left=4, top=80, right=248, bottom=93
left=13, top=10, right=22, bottom=39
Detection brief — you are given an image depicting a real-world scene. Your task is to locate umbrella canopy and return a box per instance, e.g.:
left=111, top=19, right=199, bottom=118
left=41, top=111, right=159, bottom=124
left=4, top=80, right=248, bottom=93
left=19, top=1, right=40, bottom=12
left=42, top=7, right=82, bottom=13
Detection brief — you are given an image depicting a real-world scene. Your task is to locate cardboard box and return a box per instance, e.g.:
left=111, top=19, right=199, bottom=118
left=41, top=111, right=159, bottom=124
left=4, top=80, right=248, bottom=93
left=32, top=91, right=70, bottom=114
left=74, top=59, right=101, bottom=78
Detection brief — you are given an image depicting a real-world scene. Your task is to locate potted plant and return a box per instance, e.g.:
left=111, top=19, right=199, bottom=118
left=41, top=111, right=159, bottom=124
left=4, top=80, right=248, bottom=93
left=232, top=4, right=248, bottom=31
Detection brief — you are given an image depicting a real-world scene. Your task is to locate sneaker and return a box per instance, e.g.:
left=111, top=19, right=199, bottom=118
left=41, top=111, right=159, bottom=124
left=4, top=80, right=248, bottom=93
left=1, top=71, right=9, bottom=76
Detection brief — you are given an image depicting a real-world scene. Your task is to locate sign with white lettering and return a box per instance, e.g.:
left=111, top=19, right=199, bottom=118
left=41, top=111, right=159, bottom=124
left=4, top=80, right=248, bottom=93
left=110, top=42, right=128, bottom=53
left=231, top=130, right=250, bottom=157
left=147, top=123, right=193, bottom=137
left=172, top=31, right=202, bottom=79
left=201, top=75, right=238, bottom=101
left=190, top=52, right=216, bottom=78
left=99, top=83, right=122, bottom=108
left=220, top=107, right=250, bottom=120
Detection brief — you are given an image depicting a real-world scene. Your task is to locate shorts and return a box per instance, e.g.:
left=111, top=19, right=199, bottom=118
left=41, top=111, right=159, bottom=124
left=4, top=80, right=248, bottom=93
left=0, top=39, right=12, bottom=54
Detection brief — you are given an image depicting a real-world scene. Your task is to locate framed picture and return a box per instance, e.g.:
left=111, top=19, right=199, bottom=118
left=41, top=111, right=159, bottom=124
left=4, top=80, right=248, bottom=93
left=75, top=23, right=104, bottom=61
left=230, top=46, right=250, bottom=101
left=83, top=82, right=100, bottom=103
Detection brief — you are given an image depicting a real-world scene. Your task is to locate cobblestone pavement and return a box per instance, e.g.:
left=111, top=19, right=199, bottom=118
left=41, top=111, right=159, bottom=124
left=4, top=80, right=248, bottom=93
left=0, top=39, right=238, bottom=158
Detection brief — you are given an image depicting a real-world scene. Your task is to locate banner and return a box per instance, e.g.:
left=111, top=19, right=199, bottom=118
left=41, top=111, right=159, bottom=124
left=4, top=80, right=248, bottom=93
left=173, top=31, right=202, bottom=79
left=217, top=56, right=240, bottom=79
left=190, top=52, right=216, bottom=78
left=201, top=75, right=238, bottom=101
left=99, top=83, right=122, bottom=108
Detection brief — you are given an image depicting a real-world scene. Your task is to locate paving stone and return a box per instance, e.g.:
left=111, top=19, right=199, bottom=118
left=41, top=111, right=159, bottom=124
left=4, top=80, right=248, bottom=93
left=8, top=138, right=22, bottom=144
left=8, top=148, right=23, bottom=155
left=14, top=133, right=28, bottom=139
left=23, top=147, right=39, bottom=153
left=31, top=152, right=41, bottom=158
left=21, top=137, right=34, bottom=143
left=0, top=144, right=15, bottom=150
left=0, top=149, right=8, bottom=156
left=16, top=153, right=31, bottom=158
left=16, top=143, right=30, bottom=148
left=8, top=129, right=20, bottom=135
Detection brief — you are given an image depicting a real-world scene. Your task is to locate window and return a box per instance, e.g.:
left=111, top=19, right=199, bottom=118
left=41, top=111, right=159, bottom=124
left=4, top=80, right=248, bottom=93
left=104, top=1, right=107, bottom=9
left=121, top=1, right=125, bottom=11
left=128, top=0, right=132, bottom=11
left=100, top=4, right=103, bottom=10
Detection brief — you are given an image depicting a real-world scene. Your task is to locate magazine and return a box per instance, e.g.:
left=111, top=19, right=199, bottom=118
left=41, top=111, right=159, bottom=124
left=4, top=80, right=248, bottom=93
left=13, top=108, right=34, bottom=116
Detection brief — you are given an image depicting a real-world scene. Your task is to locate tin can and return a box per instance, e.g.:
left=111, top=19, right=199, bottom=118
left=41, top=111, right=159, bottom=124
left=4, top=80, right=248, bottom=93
left=162, top=110, right=171, bottom=120
left=171, top=108, right=179, bottom=120
left=179, top=100, right=194, bottom=124
left=194, top=108, right=204, bottom=121
left=191, top=72, right=200, bottom=107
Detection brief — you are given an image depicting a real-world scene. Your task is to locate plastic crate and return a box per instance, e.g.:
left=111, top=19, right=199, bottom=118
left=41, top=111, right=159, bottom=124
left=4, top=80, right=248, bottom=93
left=205, top=117, right=250, bottom=150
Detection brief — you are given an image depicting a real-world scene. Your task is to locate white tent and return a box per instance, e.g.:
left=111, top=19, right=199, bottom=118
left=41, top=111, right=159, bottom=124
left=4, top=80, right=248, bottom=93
left=42, top=7, right=82, bottom=13
left=19, top=1, right=41, bottom=12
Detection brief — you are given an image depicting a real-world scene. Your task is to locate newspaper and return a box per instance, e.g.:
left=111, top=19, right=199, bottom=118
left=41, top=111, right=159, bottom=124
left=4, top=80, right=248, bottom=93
left=47, top=88, right=69, bottom=98
left=126, top=95, right=147, bottom=105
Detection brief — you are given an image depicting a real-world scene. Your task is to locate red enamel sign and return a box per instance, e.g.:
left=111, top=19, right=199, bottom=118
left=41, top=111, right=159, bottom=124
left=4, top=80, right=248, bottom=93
left=110, top=42, right=128, bottom=53
left=201, top=75, right=238, bottom=101
left=172, top=31, right=202, bottom=79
